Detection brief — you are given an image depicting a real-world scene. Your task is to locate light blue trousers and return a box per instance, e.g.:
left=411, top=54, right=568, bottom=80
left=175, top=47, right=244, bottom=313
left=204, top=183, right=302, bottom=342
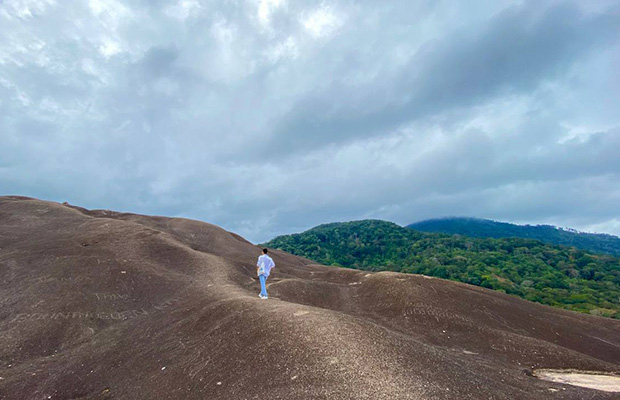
left=259, top=274, right=268, bottom=297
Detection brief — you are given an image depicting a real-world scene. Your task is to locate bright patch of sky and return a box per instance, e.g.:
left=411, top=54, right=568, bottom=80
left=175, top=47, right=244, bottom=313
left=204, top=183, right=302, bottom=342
left=302, top=4, right=343, bottom=38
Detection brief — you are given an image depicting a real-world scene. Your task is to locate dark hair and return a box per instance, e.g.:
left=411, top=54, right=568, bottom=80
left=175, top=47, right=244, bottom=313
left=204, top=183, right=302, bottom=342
left=262, top=248, right=268, bottom=254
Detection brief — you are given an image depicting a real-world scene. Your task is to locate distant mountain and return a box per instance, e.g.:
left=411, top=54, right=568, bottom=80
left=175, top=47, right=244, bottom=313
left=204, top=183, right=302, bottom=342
left=408, top=217, right=620, bottom=257
left=263, top=220, right=620, bottom=318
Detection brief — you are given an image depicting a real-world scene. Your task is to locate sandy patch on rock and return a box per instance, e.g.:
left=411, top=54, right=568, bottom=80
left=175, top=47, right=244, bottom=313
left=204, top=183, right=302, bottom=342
left=534, top=369, right=620, bottom=392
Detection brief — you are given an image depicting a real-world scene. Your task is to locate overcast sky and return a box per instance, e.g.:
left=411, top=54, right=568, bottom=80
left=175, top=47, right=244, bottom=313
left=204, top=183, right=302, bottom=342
left=1, top=0, right=619, bottom=243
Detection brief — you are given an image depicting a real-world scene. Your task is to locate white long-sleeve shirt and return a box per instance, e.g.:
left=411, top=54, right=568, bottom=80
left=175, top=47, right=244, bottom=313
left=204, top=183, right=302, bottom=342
left=257, top=254, right=275, bottom=277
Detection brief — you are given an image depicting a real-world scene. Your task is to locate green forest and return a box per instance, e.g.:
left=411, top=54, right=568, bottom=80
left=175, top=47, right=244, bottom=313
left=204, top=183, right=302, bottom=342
left=408, top=217, right=620, bottom=256
left=263, top=220, right=620, bottom=319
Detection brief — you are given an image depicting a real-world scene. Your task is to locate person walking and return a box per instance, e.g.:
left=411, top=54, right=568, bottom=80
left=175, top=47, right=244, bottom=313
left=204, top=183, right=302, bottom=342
left=257, top=248, right=275, bottom=299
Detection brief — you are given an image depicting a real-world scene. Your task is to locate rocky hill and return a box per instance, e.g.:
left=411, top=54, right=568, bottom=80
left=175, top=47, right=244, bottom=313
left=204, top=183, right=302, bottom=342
left=1, top=197, right=619, bottom=399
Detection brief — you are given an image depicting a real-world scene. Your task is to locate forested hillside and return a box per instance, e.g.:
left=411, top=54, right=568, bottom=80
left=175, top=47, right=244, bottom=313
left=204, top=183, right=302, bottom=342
left=264, top=220, right=620, bottom=318
left=408, top=217, right=620, bottom=257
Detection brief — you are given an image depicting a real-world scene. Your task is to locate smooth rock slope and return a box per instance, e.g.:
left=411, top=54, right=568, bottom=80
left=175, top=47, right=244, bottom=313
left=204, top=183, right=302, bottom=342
left=0, top=196, right=619, bottom=399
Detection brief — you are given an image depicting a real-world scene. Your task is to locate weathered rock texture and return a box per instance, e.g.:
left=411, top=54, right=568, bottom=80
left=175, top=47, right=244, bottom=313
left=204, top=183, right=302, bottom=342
left=0, top=196, right=618, bottom=399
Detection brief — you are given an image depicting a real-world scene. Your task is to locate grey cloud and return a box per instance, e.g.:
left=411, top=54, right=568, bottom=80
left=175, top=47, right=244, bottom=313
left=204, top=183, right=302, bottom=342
left=268, top=1, right=620, bottom=156
left=1, top=0, right=619, bottom=243
left=140, top=46, right=180, bottom=77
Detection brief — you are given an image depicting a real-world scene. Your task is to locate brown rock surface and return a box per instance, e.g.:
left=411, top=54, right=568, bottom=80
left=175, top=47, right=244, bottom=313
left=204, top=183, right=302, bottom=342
left=0, top=196, right=619, bottom=399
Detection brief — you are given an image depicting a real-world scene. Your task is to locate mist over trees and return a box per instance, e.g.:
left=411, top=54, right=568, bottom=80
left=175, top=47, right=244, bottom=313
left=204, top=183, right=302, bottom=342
left=408, top=217, right=620, bottom=257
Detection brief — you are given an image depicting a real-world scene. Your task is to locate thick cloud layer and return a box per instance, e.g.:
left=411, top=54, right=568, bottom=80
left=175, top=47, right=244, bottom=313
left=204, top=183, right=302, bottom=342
left=1, top=0, right=619, bottom=242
